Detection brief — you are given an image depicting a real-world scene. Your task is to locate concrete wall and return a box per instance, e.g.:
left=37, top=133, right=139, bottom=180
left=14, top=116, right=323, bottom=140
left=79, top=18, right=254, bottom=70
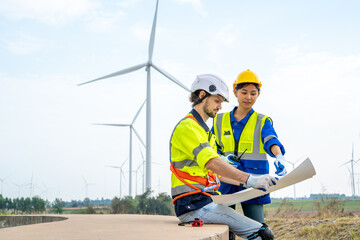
left=0, top=216, right=67, bottom=228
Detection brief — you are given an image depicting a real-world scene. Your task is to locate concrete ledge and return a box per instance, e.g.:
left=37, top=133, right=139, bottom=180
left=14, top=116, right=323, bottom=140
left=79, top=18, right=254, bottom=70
left=0, top=216, right=67, bottom=228
left=0, top=214, right=229, bottom=240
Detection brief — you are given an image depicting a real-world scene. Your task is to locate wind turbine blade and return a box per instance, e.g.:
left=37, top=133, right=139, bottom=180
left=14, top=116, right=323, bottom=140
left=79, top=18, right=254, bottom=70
left=148, top=0, right=159, bottom=62
left=132, top=100, right=146, bottom=124
left=340, top=160, right=352, bottom=167
left=93, top=123, right=130, bottom=127
left=121, top=157, right=129, bottom=168
left=106, top=165, right=120, bottom=169
left=1, top=175, right=11, bottom=181
left=139, top=148, right=145, bottom=162
left=82, top=176, right=87, bottom=185
left=152, top=161, right=162, bottom=166
left=152, top=63, right=191, bottom=92
left=78, top=63, right=147, bottom=86
left=121, top=172, right=127, bottom=183
left=132, top=127, right=146, bottom=148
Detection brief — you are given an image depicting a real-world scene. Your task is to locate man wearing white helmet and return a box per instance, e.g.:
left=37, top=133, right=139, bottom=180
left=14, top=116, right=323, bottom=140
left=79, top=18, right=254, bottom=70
left=169, top=74, right=276, bottom=240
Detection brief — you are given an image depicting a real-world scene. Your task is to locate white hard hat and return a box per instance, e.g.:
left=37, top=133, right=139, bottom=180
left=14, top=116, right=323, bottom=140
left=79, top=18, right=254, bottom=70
left=191, top=74, right=229, bottom=102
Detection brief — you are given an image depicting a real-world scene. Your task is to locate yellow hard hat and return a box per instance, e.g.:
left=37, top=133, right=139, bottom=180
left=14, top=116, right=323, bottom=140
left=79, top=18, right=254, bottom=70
left=233, top=69, right=262, bottom=90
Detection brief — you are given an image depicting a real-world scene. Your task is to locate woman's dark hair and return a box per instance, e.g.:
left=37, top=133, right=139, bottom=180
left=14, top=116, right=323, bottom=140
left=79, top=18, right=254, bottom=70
left=190, top=90, right=210, bottom=107
left=235, top=82, right=260, bottom=92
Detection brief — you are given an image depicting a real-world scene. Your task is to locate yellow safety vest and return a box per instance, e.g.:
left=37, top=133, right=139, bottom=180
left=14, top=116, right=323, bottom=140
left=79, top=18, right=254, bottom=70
left=213, top=111, right=269, bottom=161
left=170, top=113, right=220, bottom=200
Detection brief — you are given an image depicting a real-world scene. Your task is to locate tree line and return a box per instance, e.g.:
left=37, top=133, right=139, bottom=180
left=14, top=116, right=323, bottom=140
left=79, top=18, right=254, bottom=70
left=110, top=189, right=174, bottom=215
left=0, top=189, right=175, bottom=216
left=0, top=195, right=46, bottom=214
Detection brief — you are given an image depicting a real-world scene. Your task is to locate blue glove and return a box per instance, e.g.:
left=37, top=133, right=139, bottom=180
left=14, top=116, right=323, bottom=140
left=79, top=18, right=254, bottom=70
left=220, top=154, right=240, bottom=168
left=274, top=154, right=287, bottom=176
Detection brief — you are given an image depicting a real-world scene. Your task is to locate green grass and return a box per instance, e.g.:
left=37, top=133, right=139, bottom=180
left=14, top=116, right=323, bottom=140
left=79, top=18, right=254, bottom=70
left=264, top=198, right=360, bottom=213
left=62, top=206, right=110, bottom=214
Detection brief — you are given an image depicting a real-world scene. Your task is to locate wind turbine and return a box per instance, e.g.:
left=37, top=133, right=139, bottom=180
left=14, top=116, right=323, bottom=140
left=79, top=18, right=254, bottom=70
left=95, top=100, right=146, bottom=197
left=340, top=143, right=360, bottom=196
left=284, top=157, right=303, bottom=199
left=82, top=176, right=95, bottom=199
left=12, top=182, right=23, bottom=198
left=0, top=175, right=10, bottom=196
left=137, top=146, right=162, bottom=194
left=24, top=173, right=35, bottom=198
left=106, top=157, right=128, bottom=198
left=78, top=0, right=190, bottom=191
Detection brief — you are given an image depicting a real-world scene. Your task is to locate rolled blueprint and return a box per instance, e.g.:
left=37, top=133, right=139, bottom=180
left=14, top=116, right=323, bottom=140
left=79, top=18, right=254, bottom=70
left=211, top=157, right=316, bottom=206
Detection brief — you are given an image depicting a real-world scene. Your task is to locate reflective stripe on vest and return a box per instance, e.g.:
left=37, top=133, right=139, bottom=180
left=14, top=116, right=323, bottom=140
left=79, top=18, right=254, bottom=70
left=214, top=111, right=268, bottom=160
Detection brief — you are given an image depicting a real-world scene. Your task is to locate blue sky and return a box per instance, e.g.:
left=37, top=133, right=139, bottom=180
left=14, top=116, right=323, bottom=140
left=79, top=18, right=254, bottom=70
left=1, top=0, right=360, bottom=201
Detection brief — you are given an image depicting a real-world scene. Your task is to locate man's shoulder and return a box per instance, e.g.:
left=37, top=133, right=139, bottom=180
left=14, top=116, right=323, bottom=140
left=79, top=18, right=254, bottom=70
left=173, top=117, right=203, bottom=132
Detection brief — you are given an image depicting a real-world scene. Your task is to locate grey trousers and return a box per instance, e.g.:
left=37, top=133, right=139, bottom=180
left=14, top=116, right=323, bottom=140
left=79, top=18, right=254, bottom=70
left=178, top=202, right=264, bottom=239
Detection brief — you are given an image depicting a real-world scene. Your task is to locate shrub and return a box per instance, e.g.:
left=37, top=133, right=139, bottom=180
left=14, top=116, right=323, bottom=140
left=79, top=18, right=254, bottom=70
left=314, top=196, right=345, bottom=217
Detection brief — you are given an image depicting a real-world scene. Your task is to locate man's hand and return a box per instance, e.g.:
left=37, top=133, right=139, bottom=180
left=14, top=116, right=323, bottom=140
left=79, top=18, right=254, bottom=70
left=220, top=154, right=240, bottom=168
left=274, top=154, right=287, bottom=176
left=245, top=174, right=277, bottom=192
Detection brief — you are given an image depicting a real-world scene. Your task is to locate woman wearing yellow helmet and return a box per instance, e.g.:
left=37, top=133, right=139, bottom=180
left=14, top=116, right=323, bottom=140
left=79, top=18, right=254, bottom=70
left=213, top=69, right=286, bottom=225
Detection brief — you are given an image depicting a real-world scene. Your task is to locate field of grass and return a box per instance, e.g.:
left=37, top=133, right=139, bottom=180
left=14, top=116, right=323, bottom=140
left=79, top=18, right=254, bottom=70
left=264, top=198, right=360, bottom=214
left=62, top=206, right=110, bottom=214
left=267, top=216, right=360, bottom=240
left=235, top=198, right=360, bottom=239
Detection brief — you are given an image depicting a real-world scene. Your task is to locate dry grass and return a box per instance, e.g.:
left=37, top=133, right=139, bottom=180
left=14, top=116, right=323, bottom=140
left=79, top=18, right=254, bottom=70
left=236, top=216, right=360, bottom=240
left=267, top=216, right=360, bottom=240
left=236, top=198, right=360, bottom=239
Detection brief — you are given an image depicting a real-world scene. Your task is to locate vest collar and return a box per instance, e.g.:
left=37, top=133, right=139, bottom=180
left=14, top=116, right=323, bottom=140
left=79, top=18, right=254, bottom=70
left=190, top=109, right=210, bottom=132
left=230, top=107, right=255, bottom=125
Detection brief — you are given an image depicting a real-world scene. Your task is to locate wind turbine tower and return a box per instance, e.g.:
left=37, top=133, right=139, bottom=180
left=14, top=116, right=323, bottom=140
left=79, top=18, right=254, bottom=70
left=341, top=143, right=360, bottom=196
left=106, top=157, right=128, bottom=198
left=95, top=100, right=146, bottom=197
left=78, top=0, right=190, bottom=191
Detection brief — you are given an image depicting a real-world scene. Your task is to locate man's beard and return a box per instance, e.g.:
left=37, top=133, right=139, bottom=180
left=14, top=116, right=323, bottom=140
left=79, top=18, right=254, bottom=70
left=203, top=99, right=217, bottom=118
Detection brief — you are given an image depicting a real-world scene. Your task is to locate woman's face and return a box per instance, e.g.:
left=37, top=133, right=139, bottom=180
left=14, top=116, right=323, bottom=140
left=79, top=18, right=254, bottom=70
left=234, top=84, right=260, bottom=110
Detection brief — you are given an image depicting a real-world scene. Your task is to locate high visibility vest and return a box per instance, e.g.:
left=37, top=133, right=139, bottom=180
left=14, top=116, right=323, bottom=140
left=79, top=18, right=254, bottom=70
left=213, top=111, right=269, bottom=169
left=170, top=114, right=220, bottom=204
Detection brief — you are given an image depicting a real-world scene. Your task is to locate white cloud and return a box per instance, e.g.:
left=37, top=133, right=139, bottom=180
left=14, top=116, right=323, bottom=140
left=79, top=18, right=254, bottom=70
left=85, top=9, right=125, bottom=32
left=173, top=0, right=207, bottom=17
left=116, top=0, right=142, bottom=8
left=206, top=24, right=237, bottom=61
left=0, top=0, right=99, bottom=25
left=3, top=34, right=42, bottom=55
left=262, top=46, right=360, bottom=196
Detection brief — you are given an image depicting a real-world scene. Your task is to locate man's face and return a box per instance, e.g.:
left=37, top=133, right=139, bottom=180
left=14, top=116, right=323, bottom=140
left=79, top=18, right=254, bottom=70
left=203, top=94, right=224, bottom=118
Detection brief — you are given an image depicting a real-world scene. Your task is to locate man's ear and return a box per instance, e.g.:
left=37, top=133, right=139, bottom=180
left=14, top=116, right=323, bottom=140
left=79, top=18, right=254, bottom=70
left=199, top=90, right=207, bottom=99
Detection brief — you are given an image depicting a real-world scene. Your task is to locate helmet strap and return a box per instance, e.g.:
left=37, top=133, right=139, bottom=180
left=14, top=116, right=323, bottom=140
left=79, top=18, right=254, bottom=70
left=193, top=91, right=210, bottom=107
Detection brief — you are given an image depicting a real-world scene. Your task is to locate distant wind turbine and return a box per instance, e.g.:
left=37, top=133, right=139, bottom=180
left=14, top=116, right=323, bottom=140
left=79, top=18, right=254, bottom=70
left=284, top=156, right=303, bottom=199
left=82, top=176, right=95, bottom=199
left=340, top=143, right=360, bottom=196
left=78, top=0, right=190, bottom=191
left=94, top=100, right=146, bottom=197
left=106, top=157, right=128, bottom=198
left=12, top=182, right=23, bottom=198
left=0, top=175, right=10, bottom=196
left=24, top=173, right=35, bottom=198
left=137, top=146, right=162, bottom=195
